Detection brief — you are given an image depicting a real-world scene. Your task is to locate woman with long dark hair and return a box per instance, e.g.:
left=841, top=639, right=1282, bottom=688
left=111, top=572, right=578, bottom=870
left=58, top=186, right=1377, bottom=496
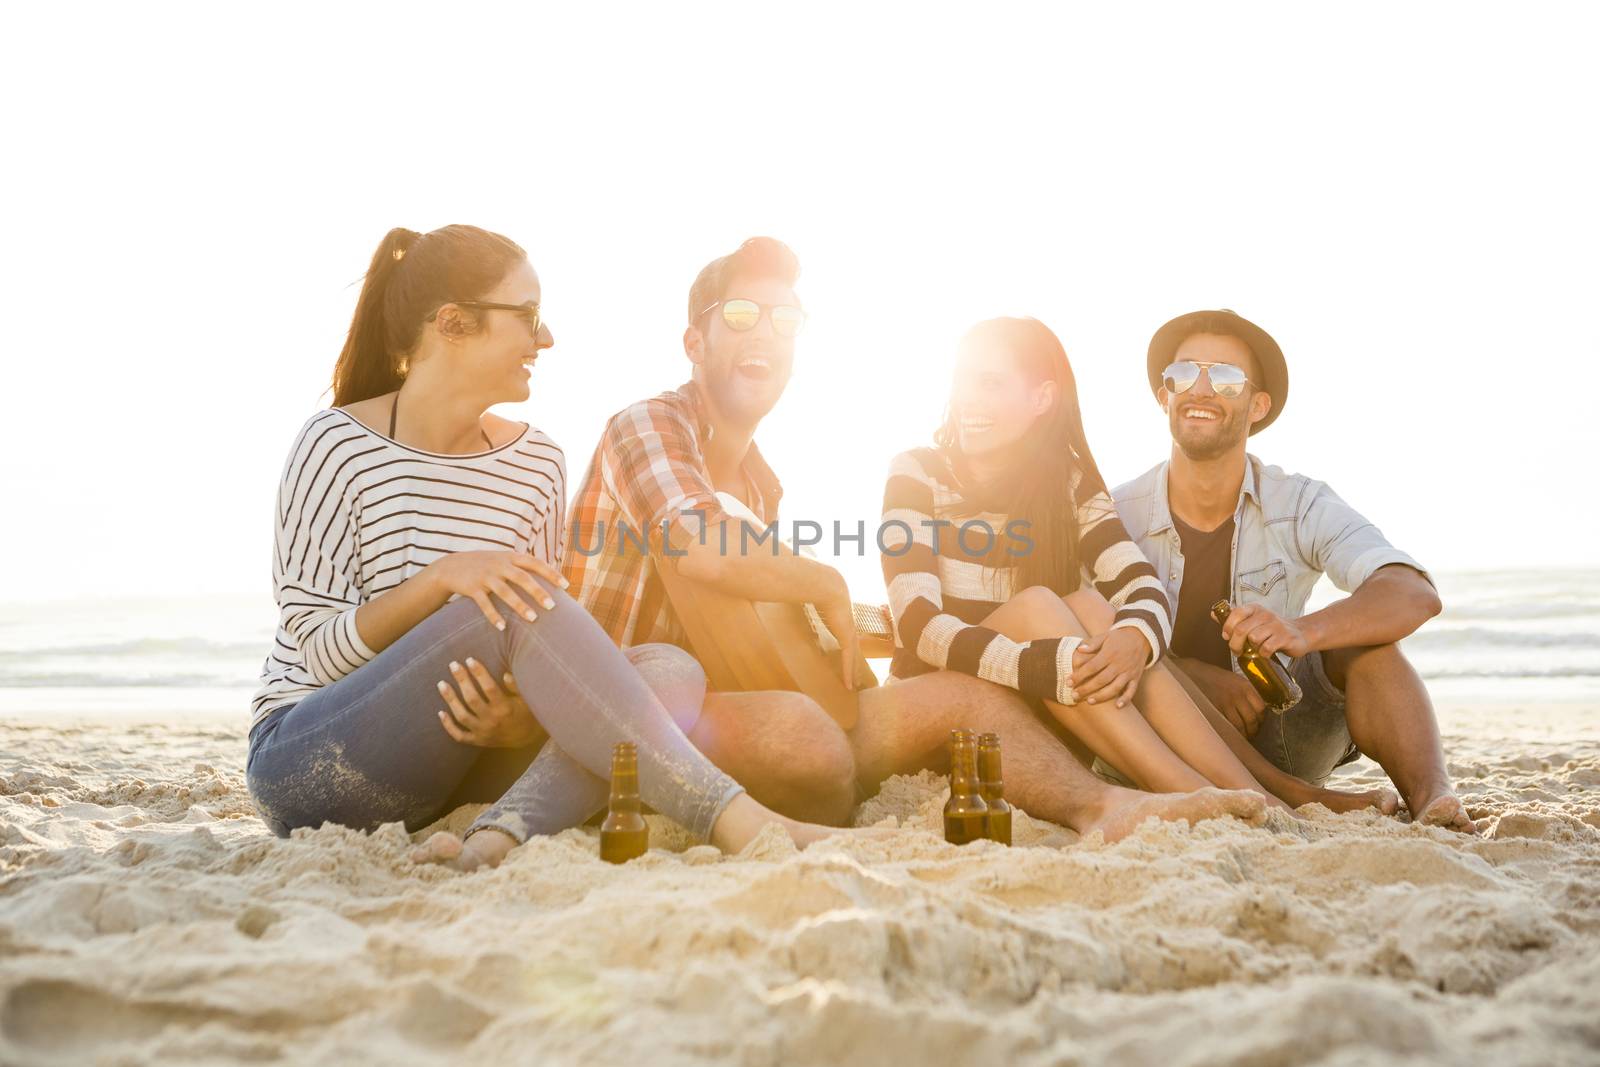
left=881, top=317, right=1394, bottom=811
left=248, top=224, right=843, bottom=871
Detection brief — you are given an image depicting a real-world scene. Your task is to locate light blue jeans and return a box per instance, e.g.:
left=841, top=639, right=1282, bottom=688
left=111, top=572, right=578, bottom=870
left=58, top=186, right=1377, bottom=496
left=246, top=585, right=744, bottom=844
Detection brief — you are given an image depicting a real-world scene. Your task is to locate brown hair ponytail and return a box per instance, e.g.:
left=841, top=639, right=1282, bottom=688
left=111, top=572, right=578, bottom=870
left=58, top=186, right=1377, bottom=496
left=330, top=224, right=527, bottom=406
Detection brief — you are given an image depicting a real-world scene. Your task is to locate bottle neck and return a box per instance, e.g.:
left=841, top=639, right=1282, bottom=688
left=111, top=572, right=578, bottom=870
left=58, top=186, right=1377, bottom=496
left=953, top=746, right=980, bottom=793
left=978, top=749, right=1003, bottom=789
left=609, top=759, right=640, bottom=809
left=1212, top=600, right=1268, bottom=658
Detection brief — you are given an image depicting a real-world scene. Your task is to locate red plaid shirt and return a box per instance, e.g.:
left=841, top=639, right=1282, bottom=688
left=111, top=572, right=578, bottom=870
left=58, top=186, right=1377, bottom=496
left=563, top=381, right=782, bottom=648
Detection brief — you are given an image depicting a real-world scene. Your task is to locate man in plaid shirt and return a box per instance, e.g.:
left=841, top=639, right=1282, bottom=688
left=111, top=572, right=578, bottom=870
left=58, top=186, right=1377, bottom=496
left=563, top=238, right=864, bottom=825
left=564, top=377, right=786, bottom=652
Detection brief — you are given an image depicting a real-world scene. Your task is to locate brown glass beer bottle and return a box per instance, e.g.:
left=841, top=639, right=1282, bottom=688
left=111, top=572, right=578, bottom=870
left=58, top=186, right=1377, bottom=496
left=943, top=729, right=988, bottom=845
left=1210, top=600, right=1304, bottom=713
left=976, top=733, right=1012, bottom=846
left=600, top=742, right=649, bottom=863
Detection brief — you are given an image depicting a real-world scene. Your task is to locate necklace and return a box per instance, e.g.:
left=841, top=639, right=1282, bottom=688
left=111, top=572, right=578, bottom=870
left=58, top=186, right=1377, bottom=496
left=390, top=393, right=494, bottom=452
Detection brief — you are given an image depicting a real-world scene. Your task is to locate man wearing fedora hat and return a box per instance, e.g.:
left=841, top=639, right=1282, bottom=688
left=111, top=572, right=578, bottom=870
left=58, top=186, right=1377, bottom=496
left=1112, top=309, right=1475, bottom=832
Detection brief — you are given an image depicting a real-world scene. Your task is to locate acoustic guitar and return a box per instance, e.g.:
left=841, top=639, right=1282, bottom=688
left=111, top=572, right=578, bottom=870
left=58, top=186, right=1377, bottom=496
left=650, top=496, right=896, bottom=732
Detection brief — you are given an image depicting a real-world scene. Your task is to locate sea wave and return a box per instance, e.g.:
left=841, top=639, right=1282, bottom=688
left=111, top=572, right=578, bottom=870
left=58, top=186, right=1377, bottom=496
left=1416, top=667, right=1600, bottom=680
left=1437, top=602, right=1600, bottom=622
left=1407, top=628, right=1600, bottom=650
left=0, top=672, right=254, bottom=688
left=0, top=638, right=265, bottom=661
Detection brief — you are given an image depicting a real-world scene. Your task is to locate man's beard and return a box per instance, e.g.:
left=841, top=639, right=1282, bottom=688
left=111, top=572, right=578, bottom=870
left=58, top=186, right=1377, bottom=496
left=704, top=359, right=784, bottom=427
left=1172, top=408, right=1247, bottom=461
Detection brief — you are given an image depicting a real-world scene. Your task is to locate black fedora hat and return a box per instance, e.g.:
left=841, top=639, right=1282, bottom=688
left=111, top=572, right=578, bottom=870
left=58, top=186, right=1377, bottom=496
left=1146, top=309, right=1288, bottom=435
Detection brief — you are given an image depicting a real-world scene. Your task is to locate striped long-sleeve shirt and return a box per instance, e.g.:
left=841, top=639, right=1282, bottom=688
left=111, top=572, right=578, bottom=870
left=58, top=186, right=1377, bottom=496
left=882, top=447, right=1171, bottom=705
left=251, top=409, right=566, bottom=728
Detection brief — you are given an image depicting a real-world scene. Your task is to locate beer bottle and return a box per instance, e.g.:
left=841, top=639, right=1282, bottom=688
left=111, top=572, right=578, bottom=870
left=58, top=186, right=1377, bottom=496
left=600, top=742, right=649, bottom=864
left=976, top=733, right=1012, bottom=846
left=1210, top=600, right=1303, bottom=713
left=943, top=730, right=988, bottom=845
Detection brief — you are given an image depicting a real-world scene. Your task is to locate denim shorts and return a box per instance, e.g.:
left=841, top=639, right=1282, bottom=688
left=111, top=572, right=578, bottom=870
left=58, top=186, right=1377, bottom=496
left=1093, top=652, right=1360, bottom=789
left=1247, top=651, right=1360, bottom=785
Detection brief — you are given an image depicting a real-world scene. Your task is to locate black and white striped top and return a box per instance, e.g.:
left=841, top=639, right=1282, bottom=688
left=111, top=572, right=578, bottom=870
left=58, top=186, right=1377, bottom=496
left=251, top=409, right=566, bottom=728
left=882, top=447, right=1171, bottom=706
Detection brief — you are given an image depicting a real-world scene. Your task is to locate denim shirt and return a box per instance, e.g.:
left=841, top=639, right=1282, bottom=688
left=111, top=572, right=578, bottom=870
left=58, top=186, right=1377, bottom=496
left=1112, top=455, right=1431, bottom=627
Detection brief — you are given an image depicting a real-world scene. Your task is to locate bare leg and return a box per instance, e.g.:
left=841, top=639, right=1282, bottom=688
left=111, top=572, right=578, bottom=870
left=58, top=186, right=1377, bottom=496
left=688, top=691, right=858, bottom=826
left=851, top=669, right=1267, bottom=841
left=854, top=671, right=1108, bottom=821
left=1164, top=659, right=1399, bottom=815
left=1325, top=644, right=1476, bottom=833
left=980, top=586, right=1286, bottom=807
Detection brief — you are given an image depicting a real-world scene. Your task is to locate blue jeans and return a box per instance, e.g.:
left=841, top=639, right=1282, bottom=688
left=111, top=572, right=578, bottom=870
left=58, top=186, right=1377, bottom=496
left=246, top=587, right=744, bottom=843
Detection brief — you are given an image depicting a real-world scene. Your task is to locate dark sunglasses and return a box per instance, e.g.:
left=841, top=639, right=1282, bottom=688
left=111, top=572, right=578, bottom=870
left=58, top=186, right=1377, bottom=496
left=699, top=298, right=807, bottom=338
left=431, top=301, right=542, bottom=336
left=1162, top=360, right=1254, bottom=399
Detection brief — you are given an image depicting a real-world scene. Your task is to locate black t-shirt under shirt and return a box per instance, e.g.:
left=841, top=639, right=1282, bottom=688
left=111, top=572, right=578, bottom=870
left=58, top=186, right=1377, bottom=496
left=1169, top=513, right=1235, bottom=671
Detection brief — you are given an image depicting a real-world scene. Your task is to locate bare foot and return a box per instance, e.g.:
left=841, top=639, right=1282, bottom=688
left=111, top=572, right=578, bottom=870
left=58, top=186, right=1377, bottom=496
left=778, top=817, right=851, bottom=848
left=1080, top=786, right=1268, bottom=844
left=1414, top=792, right=1480, bottom=835
left=409, top=828, right=518, bottom=871
left=1308, top=784, right=1401, bottom=817
left=709, top=794, right=872, bottom=852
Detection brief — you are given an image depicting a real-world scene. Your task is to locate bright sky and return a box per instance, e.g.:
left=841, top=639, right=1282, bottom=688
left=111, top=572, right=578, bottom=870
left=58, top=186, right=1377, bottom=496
left=3, top=2, right=1597, bottom=605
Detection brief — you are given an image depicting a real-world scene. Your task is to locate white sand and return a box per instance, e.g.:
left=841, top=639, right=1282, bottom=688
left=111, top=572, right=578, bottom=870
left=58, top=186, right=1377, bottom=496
left=1, top=705, right=1597, bottom=1066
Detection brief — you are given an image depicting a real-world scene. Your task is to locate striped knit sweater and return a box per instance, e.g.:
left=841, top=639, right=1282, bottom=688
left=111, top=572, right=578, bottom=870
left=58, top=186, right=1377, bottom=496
left=881, top=447, right=1172, bottom=705
left=251, top=409, right=566, bottom=728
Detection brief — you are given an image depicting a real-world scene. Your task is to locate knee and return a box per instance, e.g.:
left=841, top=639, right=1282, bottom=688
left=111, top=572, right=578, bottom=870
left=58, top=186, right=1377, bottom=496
left=770, top=693, right=856, bottom=782
left=763, top=693, right=858, bottom=820
left=1009, top=584, right=1076, bottom=628
left=430, top=578, right=580, bottom=642
left=437, top=594, right=499, bottom=637
left=1011, top=585, right=1062, bottom=613
left=1325, top=642, right=1406, bottom=690
left=625, top=643, right=706, bottom=688
left=504, top=579, right=583, bottom=631
left=1063, top=586, right=1115, bottom=633
left=625, top=643, right=708, bottom=732
left=446, top=591, right=551, bottom=651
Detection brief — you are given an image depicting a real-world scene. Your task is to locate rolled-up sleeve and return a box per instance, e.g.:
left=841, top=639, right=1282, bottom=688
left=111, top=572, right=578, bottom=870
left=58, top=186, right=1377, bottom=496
left=1301, top=483, right=1432, bottom=593
left=600, top=402, right=729, bottom=549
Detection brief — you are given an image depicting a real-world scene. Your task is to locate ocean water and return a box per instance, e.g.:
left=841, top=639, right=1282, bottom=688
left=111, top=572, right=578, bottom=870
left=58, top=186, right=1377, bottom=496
left=0, top=571, right=1596, bottom=718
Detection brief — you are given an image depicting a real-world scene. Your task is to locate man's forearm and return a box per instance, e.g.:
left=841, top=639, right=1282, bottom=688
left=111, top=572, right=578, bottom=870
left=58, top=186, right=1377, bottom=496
left=1300, top=565, right=1442, bottom=651
left=671, top=520, right=847, bottom=606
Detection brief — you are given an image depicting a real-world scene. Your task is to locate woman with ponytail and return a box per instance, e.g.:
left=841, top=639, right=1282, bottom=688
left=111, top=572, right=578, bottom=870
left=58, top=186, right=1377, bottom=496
left=249, top=224, right=845, bottom=871
left=880, top=318, right=1392, bottom=811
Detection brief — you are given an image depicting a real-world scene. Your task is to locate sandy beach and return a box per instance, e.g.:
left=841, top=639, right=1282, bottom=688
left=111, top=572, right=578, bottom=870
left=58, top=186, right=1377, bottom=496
left=1, top=703, right=1596, bottom=1067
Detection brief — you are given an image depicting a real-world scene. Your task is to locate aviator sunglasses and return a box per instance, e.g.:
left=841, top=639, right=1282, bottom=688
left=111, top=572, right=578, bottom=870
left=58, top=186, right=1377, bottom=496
left=699, top=298, right=808, bottom=338
left=1162, top=360, right=1255, bottom=399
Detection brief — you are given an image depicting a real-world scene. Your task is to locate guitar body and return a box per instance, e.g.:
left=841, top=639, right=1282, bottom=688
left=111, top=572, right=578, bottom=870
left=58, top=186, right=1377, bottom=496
left=654, top=558, right=873, bottom=731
